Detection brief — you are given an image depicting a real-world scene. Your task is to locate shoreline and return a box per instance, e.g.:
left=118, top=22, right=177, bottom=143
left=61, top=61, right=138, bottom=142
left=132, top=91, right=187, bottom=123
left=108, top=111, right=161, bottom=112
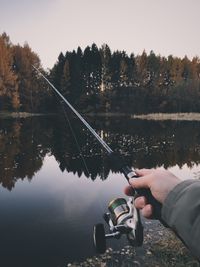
left=67, top=220, right=198, bottom=267
left=131, top=112, right=200, bottom=121
left=1, top=111, right=200, bottom=122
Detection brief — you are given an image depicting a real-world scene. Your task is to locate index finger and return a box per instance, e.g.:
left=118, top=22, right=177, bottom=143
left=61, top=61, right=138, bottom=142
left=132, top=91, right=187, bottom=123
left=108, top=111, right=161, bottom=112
left=135, top=168, right=153, bottom=176
left=124, top=185, right=135, bottom=196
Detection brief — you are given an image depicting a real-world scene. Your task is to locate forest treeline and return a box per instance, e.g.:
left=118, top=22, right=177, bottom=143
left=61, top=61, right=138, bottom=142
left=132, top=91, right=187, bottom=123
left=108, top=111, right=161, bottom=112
left=1, top=32, right=200, bottom=114
left=0, top=32, right=47, bottom=112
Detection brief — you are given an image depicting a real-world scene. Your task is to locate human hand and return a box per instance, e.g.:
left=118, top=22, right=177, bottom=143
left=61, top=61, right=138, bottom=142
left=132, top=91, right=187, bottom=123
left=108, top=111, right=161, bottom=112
left=124, top=168, right=181, bottom=219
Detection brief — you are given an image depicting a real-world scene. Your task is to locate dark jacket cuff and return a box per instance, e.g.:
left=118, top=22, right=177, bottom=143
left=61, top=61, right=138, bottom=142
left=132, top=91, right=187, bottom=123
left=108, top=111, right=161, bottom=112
left=162, top=179, right=199, bottom=226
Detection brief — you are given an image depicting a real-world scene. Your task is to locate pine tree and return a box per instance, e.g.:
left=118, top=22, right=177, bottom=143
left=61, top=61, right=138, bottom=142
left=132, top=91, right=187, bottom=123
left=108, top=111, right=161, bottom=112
left=100, top=44, right=112, bottom=91
left=60, top=59, right=71, bottom=96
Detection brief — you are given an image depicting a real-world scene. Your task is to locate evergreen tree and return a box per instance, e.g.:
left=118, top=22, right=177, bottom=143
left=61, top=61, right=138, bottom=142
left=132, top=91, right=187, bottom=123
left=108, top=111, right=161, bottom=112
left=100, top=44, right=112, bottom=91
left=60, top=59, right=71, bottom=97
left=119, top=52, right=129, bottom=86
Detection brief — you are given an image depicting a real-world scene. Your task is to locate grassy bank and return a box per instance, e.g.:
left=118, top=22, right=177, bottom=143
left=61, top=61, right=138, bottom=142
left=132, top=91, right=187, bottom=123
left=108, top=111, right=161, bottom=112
left=0, top=112, right=45, bottom=119
left=131, top=113, right=200, bottom=121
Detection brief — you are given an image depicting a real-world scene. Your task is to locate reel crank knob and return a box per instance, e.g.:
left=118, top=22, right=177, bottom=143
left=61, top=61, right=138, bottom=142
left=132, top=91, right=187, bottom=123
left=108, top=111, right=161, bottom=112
left=93, top=223, right=106, bottom=253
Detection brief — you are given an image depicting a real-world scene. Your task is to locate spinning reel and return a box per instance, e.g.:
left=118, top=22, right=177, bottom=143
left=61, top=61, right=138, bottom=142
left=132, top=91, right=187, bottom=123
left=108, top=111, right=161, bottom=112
left=35, top=67, right=156, bottom=255
left=93, top=197, right=143, bottom=253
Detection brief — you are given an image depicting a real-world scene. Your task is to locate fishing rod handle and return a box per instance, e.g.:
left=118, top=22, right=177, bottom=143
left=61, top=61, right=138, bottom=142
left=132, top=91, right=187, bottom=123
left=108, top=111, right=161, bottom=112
left=122, top=166, right=163, bottom=221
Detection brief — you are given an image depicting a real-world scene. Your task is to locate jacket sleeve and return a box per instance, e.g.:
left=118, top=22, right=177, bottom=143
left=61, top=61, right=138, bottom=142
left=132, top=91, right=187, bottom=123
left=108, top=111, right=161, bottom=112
left=162, top=179, right=200, bottom=260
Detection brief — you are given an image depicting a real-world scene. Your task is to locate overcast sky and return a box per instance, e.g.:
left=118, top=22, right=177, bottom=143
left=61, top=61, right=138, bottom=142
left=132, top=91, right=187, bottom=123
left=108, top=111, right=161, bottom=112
left=1, top=0, right=200, bottom=69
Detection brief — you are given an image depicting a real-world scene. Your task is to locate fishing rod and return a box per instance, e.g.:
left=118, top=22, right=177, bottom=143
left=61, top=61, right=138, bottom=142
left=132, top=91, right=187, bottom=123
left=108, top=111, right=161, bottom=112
left=33, top=65, right=162, bottom=211
left=33, top=66, right=163, bottom=251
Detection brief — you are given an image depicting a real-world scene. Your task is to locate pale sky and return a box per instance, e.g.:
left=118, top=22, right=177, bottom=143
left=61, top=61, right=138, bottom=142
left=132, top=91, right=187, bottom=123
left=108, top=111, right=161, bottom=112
left=1, top=0, right=200, bottom=69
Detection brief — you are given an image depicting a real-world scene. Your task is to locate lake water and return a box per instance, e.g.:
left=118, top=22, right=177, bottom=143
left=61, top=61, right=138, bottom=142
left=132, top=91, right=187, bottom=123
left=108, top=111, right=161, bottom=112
left=0, top=115, right=200, bottom=267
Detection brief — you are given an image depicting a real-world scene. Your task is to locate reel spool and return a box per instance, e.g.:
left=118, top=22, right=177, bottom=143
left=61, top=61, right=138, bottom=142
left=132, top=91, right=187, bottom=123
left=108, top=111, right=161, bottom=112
left=93, top=197, right=143, bottom=253
left=108, top=198, right=130, bottom=225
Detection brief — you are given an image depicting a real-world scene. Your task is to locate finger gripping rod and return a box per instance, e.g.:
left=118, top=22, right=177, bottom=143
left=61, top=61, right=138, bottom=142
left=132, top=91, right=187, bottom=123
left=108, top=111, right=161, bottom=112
left=108, top=153, right=163, bottom=220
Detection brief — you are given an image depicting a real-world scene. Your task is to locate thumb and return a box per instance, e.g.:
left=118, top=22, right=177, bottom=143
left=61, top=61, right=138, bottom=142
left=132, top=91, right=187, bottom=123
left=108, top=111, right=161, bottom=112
left=129, top=176, right=151, bottom=189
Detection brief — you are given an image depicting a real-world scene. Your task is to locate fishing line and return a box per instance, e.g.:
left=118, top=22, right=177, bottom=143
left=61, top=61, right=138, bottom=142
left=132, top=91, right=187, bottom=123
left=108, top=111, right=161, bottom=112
left=62, top=109, right=105, bottom=184
left=51, top=86, right=106, bottom=212
left=30, top=86, right=33, bottom=113
left=53, top=95, right=106, bottom=215
left=59, top=99, right=91, bottom=178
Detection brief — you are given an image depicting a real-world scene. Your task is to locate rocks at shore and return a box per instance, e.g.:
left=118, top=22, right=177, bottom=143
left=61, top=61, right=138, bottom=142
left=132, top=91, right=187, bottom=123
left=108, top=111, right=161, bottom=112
left=67, top=246, right=137, bottom=267
left=66, top=221, right=199, bottom=267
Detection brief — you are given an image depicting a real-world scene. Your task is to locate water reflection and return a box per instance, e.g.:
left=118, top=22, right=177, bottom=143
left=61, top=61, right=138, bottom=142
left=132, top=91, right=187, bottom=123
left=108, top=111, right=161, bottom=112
left=1, top=116, right=200, bottom=267
left=0, top=118, right=48, bottom=190
left=1, top=116, right=200, bottom=190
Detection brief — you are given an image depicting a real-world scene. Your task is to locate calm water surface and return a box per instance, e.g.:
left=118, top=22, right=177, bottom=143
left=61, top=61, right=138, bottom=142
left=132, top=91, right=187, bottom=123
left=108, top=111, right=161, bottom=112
left=0, top=116, right=200, bottom=267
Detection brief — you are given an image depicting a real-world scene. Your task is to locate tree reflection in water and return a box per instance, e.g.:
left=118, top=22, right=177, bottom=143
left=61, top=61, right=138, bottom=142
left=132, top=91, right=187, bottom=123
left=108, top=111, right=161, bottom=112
left=1, top=115, right=200, bottom=190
